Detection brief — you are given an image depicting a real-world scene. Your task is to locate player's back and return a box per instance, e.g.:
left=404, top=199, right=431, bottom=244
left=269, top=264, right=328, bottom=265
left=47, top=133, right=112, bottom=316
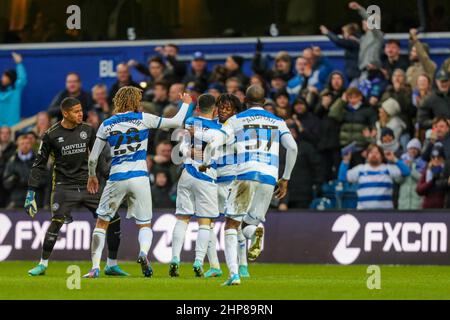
left=99, top=112, right=150, bottom=181
left=225, top=107, right=290, bottom=186
left=183, top=116, right=222, bottom=182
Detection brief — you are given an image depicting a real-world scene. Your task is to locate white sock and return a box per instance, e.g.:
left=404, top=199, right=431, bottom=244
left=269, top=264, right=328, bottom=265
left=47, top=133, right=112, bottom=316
left=242, top=224, right=257, bottom=240
left=106, top=258, right=117, bottom=267
left=138, top=227, right=153, bottom=256
left=237, top=228, right=248, bottom=267
left=91, top=228, right=106, bottom=269
left=195, top=224, right=211, bottom=264
left=171, top=219, right=188, bottom=262
left=40, top=258, right=48, bottom=267
left=207, top=226, right=220, bottom=269
left=224, top=229, right=238, bottom=275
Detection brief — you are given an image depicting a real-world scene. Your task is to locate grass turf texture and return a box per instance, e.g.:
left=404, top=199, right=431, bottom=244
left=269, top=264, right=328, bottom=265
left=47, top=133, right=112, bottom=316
left=1, top=261, right=450, bottom=300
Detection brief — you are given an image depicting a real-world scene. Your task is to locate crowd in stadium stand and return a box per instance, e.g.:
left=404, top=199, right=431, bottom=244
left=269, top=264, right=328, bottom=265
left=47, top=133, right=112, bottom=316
left=2, top=2, right=450, bottom=211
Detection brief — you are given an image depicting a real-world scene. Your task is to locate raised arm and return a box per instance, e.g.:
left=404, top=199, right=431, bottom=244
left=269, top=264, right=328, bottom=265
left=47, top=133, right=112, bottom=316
left=157, top=93, right=192, bottom=129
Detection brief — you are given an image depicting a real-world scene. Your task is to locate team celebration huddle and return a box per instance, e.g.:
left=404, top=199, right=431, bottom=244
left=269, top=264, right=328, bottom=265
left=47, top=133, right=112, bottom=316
left=23, top=84, right=297, bottom=286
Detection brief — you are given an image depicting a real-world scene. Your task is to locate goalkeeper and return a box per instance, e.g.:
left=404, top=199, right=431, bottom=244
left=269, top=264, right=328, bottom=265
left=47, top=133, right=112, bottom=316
left=24, top=97, right=127, bottom=277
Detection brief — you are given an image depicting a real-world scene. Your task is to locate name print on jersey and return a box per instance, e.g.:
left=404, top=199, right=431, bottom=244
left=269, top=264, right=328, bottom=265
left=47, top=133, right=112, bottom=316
left=61, top=143, right=87, bottom=156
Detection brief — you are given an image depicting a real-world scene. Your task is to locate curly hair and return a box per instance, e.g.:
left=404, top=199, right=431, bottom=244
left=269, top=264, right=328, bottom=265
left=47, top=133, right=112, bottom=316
left=113, top=86, right=143, bottom=114
left=216, top=93, right=243, bottom=113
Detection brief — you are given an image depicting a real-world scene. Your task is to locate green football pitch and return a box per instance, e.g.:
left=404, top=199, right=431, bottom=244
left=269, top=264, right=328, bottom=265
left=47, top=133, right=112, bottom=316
left=1, top=261, right=450, bottom=300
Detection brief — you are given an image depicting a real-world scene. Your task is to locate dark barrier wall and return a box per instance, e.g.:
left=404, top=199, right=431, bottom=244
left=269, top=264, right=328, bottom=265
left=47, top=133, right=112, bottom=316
left=0, top=210, right=449, bottom=265
left=1, top=33, right=449, bottom=117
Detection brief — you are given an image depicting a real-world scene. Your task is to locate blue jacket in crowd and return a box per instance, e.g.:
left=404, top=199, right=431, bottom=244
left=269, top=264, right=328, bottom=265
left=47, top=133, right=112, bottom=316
left=0, top=63, right=27, bottom=127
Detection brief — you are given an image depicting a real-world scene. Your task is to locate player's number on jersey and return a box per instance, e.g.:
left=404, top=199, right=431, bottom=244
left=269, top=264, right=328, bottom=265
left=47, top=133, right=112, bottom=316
left=111, top=128, right=142, bottom=156
left=243, top=124, right=278, bottom=152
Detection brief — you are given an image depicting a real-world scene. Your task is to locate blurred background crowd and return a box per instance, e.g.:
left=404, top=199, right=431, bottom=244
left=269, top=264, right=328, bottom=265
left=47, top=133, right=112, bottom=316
left=1, top=1, right=450, bottom=211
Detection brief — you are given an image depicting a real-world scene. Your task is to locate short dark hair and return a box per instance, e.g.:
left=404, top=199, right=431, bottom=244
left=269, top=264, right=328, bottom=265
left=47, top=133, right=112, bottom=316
left=66, top=72, right=81, bottom=81
left=148, top=56, right=165, bottom=67
left=245, top=85, right=265, bottom=107
left=166, top=43, right=179, bottom=53
left=433, top=116, right=450, bottom=127
left=217, top=93, right=243, bottom=113
left=197, top=94, right=216, bottom=113
left=61, top=97, right=81, bottom=111
left=386, top=39, right=401, bottom=48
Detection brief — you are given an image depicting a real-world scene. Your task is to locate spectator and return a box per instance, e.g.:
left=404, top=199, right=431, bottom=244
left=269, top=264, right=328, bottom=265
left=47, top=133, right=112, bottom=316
left=209, top=64, right=228, bottom=86
left=92, top=84, right=112, bottom=121
left=225, top=55, right=248, bottom=86
left=207, top=83, right=224, bottom=99
left=108, top=63, right=140, bottom=105
left=280, top=123, right=324, bottom=208
left=348, top=2, right=384, bottom=78
left=269, top=72, right=289, bottom=98
left=129, top=56, right=171, bottom=96
left=406, top=28, right=437, bottom=90
left=252, top=39, right=294, bottom=83
left=421, top=117, right=450, bottom=161
left=250, top=74, right=269, bottom=97
left=315, top=71, right=346, bottom=180
left=33, top=111, right=52, bottom=138
left=48, top=72, right=92, bottom=121
left=412, top=73, right=432, bottom=108
left=144, top=81, right=170, bottom=114
left=320, top=23, right=361, bottom=82
left=0, top=52, right=27, bottom=127
left=86, top=110, right=101, bottom=131
left=148, top=105, right=178, bottom=152
left=338, top=144, right=410, bottom=209
left=183, top=51, right=210, bottom=91
left=417, top=69, right=450, bottom=130
left=274, top=89, right=290, bottom=117
left=151, top=171, right=175, bottom=208
left=378, top=127, right=403, bottom=157
left=305, top=47, right=333, bottom=93
left=263, top=100, right=276, bottom=114
left=375, top=98, right=407, bottom=144
left=381, top=69, right=415, bottom=144
left=225, top=77, right=243, bottom=95
left=381, top=39, right=410, bottom=81
left=416, top=144, right=446, bottom=208
left=148, top=140, right=180, bottom=183
left=357, top=61, right=388, bottom=106
left=0, top=126, right=16, bottom=207
left=291, top=96, right=320, bottom=145
left=154, top=44, right=186, bottom=83
left=398, top=138, right=426, bottom=210
left=3, top=135, right=46, bottom=208
left=287, top=56, right=308, bottom=104
left=328, top=87, right=377, bottom=151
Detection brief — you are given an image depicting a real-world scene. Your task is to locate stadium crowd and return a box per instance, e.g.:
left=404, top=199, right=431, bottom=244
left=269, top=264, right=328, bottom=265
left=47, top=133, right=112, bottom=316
left=2, top=2, right=450, bottom=211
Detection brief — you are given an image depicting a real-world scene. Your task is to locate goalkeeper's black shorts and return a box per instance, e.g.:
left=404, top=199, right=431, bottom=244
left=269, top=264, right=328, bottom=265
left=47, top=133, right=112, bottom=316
left=50, top=184, right=110, bottom=224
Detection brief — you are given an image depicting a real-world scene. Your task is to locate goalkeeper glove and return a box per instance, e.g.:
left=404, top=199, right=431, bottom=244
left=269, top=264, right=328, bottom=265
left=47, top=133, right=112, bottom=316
left=24, top=190, right=37, bottom=218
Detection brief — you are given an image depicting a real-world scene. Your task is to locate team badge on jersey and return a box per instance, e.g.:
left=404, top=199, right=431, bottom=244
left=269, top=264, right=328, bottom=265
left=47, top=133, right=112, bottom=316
left=80, top=131, right=88, bottom=140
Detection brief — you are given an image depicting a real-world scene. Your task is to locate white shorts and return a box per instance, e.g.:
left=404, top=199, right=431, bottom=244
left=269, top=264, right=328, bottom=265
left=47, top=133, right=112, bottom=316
left=224, top=180, right=275, bottom=224
left=176, top=169, right=219, bottom=218
left=97, top=176, right=153, bottom=225
left=218, top=181, right=232, bottom=214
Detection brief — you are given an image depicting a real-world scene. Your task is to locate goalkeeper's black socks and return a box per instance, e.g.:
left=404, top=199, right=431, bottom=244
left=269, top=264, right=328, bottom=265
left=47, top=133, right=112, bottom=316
left=42, top=220, right=64, bottom=260
left=107, top=215, right=121, bottom=260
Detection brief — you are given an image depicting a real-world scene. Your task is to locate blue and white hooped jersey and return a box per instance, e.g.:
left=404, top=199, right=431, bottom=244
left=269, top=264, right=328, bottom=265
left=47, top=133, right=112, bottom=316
left=183, top=116, right=223, bottom=183
left=215, top=120, right=237, bottom=184
left=346, top=163, right=402, bottom=209
left=221, top=107, right=291, bottom=186
left=96, top=112, right=162, bottom=182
